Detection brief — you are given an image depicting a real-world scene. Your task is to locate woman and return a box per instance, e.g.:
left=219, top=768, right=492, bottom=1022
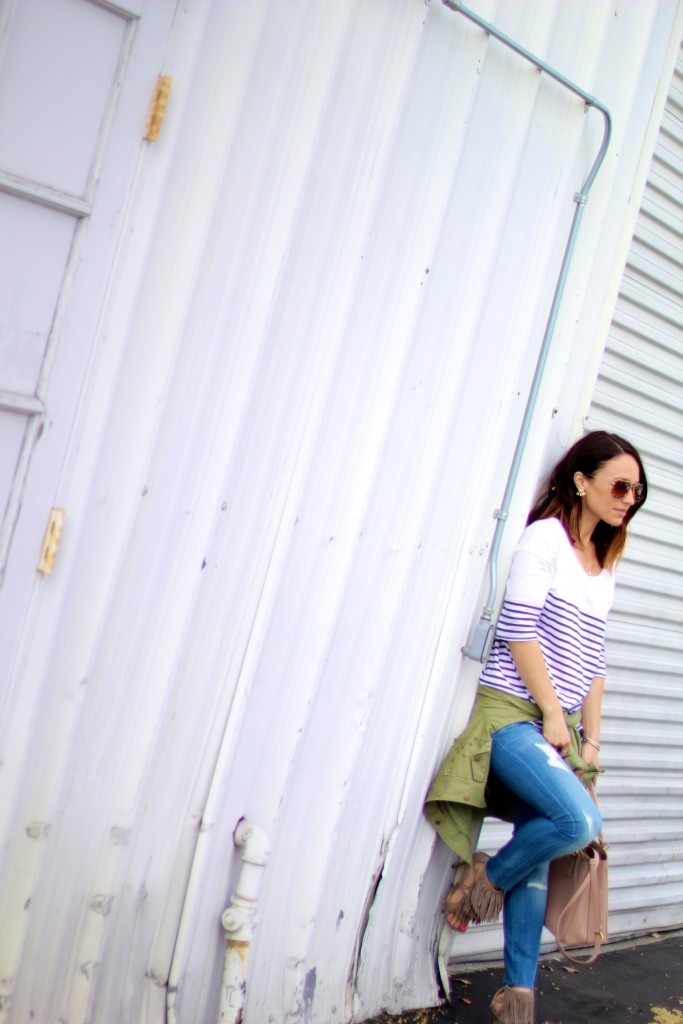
left=425, top=431, right=647, bottom=1024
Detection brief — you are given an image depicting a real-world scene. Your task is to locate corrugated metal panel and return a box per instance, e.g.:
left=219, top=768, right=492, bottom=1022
left=0, top=3, right=680, bottom=1024
left=585, top=40, right=683, bottom=936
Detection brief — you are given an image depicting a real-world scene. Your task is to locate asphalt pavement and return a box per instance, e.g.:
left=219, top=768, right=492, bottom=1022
left=366, top=930, right=683, bottom=1024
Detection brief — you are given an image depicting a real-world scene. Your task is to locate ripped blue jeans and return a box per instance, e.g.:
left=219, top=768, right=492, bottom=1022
left=487, top=721, right=602, bottom=988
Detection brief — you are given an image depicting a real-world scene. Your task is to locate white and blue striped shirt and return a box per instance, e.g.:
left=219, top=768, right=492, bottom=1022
left=480, top=518, right=615, bottom=710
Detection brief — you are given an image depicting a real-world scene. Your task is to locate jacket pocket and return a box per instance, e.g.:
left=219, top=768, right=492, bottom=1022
left=439, top=737, right=490, bottom=784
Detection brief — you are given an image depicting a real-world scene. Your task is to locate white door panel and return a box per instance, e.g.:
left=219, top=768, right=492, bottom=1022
left=0, top=413, right=25, bottom=515
left=0, top=191, right=76, bottom=526
left=0, top=0, right=179, bottom=1012
left=0, top=195, right=75, bottom=394
left=0, top=0, right=172, bottom=576
left=0, top=0, right=128, bottom=195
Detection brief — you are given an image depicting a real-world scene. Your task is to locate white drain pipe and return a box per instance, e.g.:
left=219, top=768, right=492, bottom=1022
left=218, top=819, right=270, bottom=1024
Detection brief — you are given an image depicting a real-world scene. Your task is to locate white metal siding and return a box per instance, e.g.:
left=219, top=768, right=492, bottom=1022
left=586, top=41, right=683, bottom=935
left=0, top=4, right=680, bottom=1024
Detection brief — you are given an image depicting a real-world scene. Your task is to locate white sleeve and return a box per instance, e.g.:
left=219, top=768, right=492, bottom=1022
left=504, top=519, right=561, bottom=608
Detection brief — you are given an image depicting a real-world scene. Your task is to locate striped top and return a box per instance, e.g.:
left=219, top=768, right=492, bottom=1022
left=480, top=517, right=615, bottom=710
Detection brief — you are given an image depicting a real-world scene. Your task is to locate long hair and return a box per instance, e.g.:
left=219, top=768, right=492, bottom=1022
left=527, top=431, right=648, bottom=569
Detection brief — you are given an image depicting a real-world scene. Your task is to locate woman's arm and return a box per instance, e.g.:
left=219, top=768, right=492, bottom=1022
left=580, top=676, right=604, bottom=776
left=508, top=639, right=571, bottom=755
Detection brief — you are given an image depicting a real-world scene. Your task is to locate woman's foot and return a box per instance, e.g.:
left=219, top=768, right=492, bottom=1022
left=491, top=986, right=534, bottom=1024
left=444, top=852, right=491, bottom=929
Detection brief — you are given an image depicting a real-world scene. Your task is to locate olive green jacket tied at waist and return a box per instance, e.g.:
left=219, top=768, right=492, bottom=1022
left=424, top=684, right=601, bottom=865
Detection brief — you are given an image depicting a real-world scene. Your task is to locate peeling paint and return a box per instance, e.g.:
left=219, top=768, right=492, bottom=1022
left=109, top=826, right=131, bottom=845
left=136, top=881, right=149, bottom=909
left=284, top=957, right=305, bottom=1021
left=25, top=821, right=50, bottom=840
left=90, top=894, right=114, bottom=916
left=399, top=911, right=415, bottom=938
left=79, top=961, right=100, bottom=981
left=303, top=967, right=317, bottom=1020
left=145, top=969, right=168, bottom=989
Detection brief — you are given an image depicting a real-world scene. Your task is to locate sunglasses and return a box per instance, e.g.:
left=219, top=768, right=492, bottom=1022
left=609, top=479, right=645, bottom=503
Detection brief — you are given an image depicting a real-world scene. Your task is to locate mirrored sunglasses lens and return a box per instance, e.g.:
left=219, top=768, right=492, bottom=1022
left=612, top=481, right=644, bottom=502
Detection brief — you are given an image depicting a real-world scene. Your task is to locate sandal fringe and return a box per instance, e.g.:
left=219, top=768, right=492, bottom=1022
left=491, top=986, right=534, bottom=1024
left=465, top=868, right=505, bottom=924
left=443, top=851, right=490, bottom=927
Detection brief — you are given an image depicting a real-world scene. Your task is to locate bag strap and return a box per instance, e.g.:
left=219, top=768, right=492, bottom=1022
left=587, top=781, right=607, bottom=845
left=554, top=853, right=604, bottom=965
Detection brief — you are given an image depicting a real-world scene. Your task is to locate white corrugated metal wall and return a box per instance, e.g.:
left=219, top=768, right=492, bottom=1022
left=0, top=3, right=680, bottom=1024
left=586, top=41, right=683, bottom=934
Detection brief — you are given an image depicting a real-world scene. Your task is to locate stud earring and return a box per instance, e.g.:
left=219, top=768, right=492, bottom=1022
left=576, top=488, right=586, bottom=497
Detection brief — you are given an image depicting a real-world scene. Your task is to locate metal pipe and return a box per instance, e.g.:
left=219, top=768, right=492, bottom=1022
left=218, top=819, right=270, bottom=1024
left=441, top=1, right=612, bottom=660
left=166, top=651, right=261, bottom=1024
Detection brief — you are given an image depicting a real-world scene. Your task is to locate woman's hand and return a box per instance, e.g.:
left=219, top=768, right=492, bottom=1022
left=580, top=741, right=600, bottom=767
left=542, top=710, right=571, bottom=756
left=508, top=641, right=571, bottom=755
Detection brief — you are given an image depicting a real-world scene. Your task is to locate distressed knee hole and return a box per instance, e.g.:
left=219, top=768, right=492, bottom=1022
left=583, top=807, right=602, bottom=840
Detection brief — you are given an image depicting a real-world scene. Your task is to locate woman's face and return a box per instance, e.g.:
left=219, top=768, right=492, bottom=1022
left=575, top=453, right=642, bottom=529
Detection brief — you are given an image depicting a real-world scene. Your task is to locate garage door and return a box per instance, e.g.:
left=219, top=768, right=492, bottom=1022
left=584, top=41, right=683, bottom=937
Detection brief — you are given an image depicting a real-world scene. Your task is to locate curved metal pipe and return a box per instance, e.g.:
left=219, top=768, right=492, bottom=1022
left=441, top=1, right=612, bottom=660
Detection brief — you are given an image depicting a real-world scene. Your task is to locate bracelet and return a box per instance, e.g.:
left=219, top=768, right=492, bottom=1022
left=583, top=737, right=601, bottom=752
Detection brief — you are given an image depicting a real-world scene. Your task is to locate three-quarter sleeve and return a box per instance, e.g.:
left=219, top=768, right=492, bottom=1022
left=495, top=520, right=560, bottom=641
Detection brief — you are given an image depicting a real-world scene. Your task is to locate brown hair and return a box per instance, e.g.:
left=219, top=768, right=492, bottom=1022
left=527, top=431, right=648, bottom=569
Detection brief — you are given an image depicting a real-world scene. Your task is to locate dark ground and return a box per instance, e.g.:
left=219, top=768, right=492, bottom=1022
left=365, top=931, right=683, bottom=1024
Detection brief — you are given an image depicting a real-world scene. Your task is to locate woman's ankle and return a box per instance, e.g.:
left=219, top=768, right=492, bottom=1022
left=485, top=866, right=502, bottom=892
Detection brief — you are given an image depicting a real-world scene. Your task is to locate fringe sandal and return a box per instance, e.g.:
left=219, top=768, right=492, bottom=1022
left=491, top=986, right=534, bottom=1024
left=443, top=852, right=494, bottom=929
left=464, top=857, right=505, bottom=924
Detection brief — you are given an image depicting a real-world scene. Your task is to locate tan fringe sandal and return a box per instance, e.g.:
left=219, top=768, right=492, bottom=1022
left=466, top=860, right=505, bottom=925
left=444, top=852, right=504, bottom=927
left=491, top=986, right=534, bottom=1024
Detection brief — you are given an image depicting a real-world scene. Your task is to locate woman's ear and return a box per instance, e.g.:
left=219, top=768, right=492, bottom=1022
left=573, top=472, right=586, bottom=494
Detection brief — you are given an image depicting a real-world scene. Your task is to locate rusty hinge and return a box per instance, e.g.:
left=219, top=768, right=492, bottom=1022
left=143, top=75, right=173, bottom=142
left=37, top=508, right=66, bottom=575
